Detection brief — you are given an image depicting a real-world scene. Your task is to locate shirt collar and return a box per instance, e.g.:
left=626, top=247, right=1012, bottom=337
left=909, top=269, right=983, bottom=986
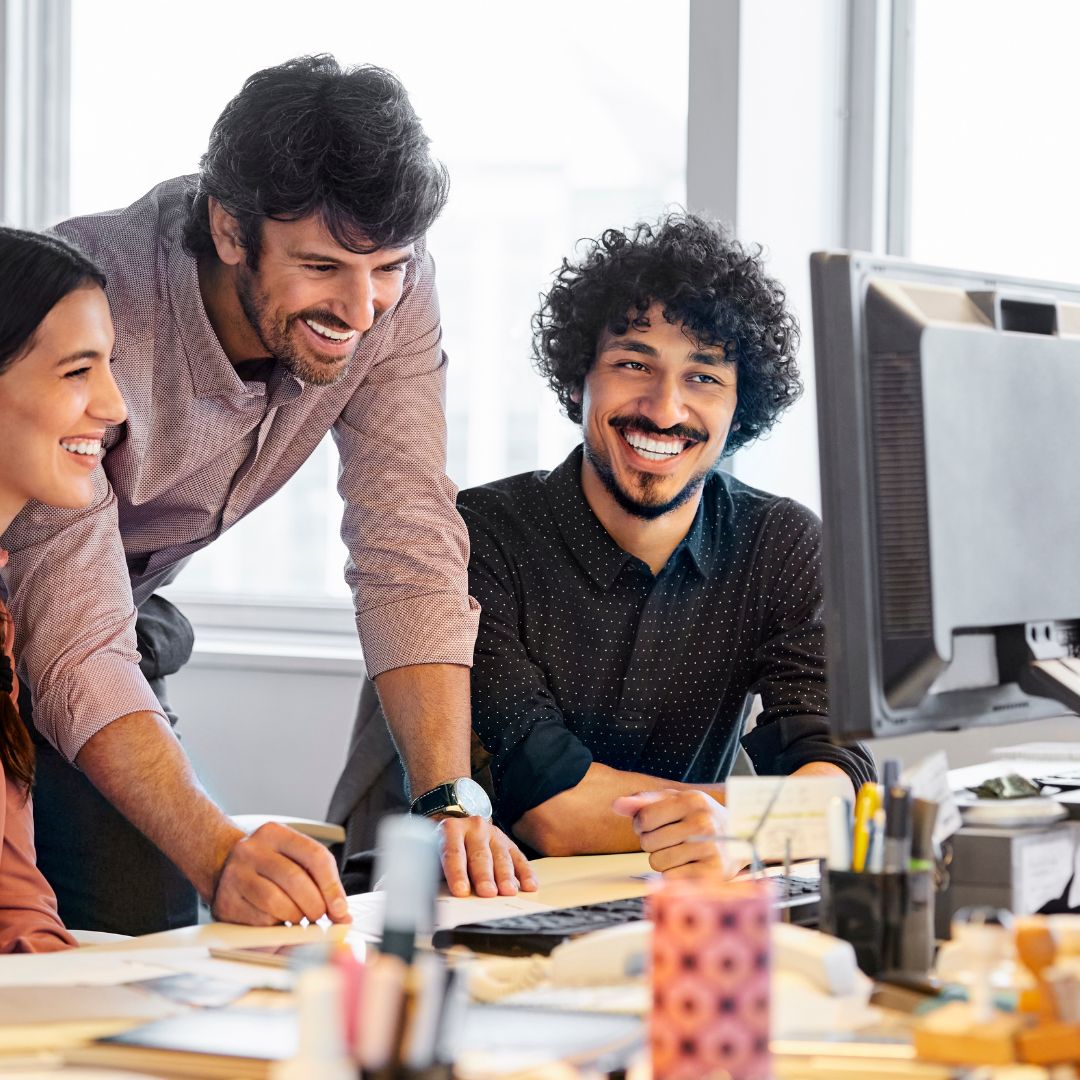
left=164, top=230, right=301, bottom=404
left=542, top=445, right=716, bottom=588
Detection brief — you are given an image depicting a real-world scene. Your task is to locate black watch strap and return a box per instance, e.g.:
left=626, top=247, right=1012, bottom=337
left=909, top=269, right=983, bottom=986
left=411, top=782, right=460, bottom=818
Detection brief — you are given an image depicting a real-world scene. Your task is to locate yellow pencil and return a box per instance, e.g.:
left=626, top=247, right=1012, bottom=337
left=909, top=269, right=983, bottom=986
left=851, top=782, right=883, bottom=872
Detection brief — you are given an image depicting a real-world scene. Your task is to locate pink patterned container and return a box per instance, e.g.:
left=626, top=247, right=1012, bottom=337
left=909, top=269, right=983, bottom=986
left=648, top=876, right=774, bottom=1080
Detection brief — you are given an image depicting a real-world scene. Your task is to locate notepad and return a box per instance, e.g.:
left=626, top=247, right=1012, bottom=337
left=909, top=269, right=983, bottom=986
left=65, top=1008, right=296, bottom=1079
left=726, top=776, right=852, bottom=862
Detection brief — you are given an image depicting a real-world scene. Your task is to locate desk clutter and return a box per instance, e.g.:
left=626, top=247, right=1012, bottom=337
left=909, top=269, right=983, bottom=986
left=20, top=755, right=1080, bottom=1079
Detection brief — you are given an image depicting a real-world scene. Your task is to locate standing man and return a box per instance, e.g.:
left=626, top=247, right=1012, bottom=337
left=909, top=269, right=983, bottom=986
left=2, top=55, right=532, bottom=935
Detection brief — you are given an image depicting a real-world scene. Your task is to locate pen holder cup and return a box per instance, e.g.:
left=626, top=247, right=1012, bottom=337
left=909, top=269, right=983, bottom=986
left=820, top=867, right=934, bottom=978
left=649, top=875, right=773, bottom=1080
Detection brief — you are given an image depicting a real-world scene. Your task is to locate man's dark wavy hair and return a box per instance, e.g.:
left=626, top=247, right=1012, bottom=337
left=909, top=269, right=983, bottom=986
left=532, top=213, right=802, bottom=456
left=184, top=55, right=449, bottom=266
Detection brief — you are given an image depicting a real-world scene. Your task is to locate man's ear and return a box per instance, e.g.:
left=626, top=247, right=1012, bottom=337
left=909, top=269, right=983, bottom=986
left=570, top=387, right=583, bottom=405
left=207, top=197, right=246, bottom=267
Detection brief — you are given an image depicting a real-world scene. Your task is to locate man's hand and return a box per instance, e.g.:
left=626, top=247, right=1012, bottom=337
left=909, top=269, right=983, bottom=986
left=613, top=789, right=733, bottom=878
left=437, top=816, right=537, bottom=898
left=211, top=822, right=351, bottom=926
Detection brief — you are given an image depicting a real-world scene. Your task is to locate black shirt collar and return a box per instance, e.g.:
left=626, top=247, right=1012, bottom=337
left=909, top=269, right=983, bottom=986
left=541, top=445, right=715, bottom=588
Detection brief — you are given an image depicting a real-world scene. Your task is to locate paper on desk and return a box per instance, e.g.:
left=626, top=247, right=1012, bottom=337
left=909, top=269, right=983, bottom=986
left=1014, top=826, right=1080, bottom=913
left=902, top=750, right=962, bottom=845
left=725, top=776, right=852, bottom=861
left=0, top=984, right=181, bottom=1026
left=0, top=951, right=174, bottom=988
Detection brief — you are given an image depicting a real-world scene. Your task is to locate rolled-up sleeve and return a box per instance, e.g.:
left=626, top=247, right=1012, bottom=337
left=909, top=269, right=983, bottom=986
left=334, top=250, right=478, bottom=676
left=462, top=502, right=593, bottom=829
left=2, top=476, right=166, bottom=763
left=740, top=503, right=876, bottom=790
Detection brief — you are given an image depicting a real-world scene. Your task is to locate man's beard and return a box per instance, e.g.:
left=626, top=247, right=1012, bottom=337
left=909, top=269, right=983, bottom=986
left=583, top=416, right=711, bottom=521
left=235, top=267, right=361, bottom=387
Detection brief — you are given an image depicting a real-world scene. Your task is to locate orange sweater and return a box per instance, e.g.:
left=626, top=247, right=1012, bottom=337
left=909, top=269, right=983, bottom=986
left=0, top=594, right=74, bottom=953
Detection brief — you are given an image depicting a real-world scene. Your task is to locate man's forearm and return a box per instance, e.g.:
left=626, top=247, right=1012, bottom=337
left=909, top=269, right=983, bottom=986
left=514, top=762, right=724, bottom=856
left=373, top=663, right=471, bottom=797
left=515, top=758, right=855, bottom=856
left=790, top=759, right=856, bottom=797
left=75, top=711, right=243, bottom=900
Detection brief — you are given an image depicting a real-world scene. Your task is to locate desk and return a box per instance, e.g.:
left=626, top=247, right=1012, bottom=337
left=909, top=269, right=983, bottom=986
left=0, top=853, right=908, bottom=1079
left=0, top=855, right=658, bottom=1074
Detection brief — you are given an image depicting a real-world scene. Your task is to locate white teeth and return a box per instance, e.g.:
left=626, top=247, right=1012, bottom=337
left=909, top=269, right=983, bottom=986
left=60, top=439, right=101, bottom=456
left=303, top=318, right=356, bottom=343
left=622, top=431, right=689, bottom=458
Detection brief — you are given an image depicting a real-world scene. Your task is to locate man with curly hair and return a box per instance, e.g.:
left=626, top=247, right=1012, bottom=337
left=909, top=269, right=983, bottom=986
left=457, top=213, right=874, bottom=873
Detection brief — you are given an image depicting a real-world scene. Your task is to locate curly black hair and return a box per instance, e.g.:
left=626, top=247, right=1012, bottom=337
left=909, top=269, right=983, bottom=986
left=184, top=55, right=449, bottom=266
left=532, top=213, right=802, bottom=456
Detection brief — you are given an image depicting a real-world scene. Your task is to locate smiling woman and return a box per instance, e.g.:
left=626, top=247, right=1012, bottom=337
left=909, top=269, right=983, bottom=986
left=0, top=227, right=126, bottom=952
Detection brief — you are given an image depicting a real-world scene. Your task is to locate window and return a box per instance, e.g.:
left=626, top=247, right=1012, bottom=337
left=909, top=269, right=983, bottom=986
left=908, top=0, right=1080, bottom=282
left=69, top=0, right=689, bottom=603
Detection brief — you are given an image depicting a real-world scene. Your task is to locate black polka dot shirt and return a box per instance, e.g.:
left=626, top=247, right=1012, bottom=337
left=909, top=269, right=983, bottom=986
left=458, top=445, right=876, bottom=830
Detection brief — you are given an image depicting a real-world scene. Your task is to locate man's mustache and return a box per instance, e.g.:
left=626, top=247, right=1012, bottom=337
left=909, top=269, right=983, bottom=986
left=609, top=415, right=708, bottom=443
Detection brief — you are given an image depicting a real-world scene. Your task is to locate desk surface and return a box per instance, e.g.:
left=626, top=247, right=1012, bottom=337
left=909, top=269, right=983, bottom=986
left=87, top=851, right=657, bottom=956
left=0, top=852, right=920, bottom=1078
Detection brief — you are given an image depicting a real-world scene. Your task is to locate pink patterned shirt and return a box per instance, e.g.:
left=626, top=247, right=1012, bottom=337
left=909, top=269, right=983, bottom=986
left=1, top=177, right=478, bottom=762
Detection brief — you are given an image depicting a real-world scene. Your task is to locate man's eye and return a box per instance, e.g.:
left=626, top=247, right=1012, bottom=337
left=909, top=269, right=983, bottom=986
left=617, top=360, right=648, bottom=371
left=380, top=262, right=409, bottom=274
left=689, top=373, right=722, bottom=385
left=63, top=367, right=91, bottom=380
left=303, top=264, right=336, bottom=273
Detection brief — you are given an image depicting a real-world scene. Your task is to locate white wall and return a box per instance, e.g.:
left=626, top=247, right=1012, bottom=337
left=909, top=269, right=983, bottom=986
left=166, top=659, right=359, bottom=821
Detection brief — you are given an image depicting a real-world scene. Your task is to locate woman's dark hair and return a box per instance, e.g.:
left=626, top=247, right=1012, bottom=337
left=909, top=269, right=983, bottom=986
left=0, top=616, right=31, bottom=795
left=184, top=55, right=449, bottom=266
left=0, top=227, right=106, bottom=378
left=532, top=213, right=802, bottom=456
left=0, top=227, right=105, bottom=793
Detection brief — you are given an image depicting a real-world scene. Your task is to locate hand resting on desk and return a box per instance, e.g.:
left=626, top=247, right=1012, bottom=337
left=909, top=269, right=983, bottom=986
left=212, top=821, right=351, bottom=926
left=613, top=790, right=733, bottom=877
left=436, top=815, right=538, bottom=898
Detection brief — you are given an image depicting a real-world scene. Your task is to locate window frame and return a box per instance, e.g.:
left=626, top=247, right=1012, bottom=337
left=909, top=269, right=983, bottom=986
left=2, top=0, right=902, bottom=646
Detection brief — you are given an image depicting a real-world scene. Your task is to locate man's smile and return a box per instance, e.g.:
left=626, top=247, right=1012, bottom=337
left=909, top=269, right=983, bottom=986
left=302, top=316, right=357, bottom=344
left=618, top=427, right=697, bottom=462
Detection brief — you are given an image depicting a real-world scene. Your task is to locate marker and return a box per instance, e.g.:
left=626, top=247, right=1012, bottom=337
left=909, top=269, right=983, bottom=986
left=374, top=814, right=441, bottom=964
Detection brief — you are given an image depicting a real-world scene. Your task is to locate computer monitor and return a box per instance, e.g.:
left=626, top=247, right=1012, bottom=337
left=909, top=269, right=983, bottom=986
left=810, top=251, right=1080, bottom=742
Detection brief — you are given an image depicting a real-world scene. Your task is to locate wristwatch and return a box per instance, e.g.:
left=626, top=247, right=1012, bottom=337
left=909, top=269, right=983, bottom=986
left=410, top=777, right=492, bottom=820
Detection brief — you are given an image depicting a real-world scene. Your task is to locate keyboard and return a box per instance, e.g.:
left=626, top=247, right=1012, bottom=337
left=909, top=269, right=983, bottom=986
left=432, top=873, right=821, bottom=956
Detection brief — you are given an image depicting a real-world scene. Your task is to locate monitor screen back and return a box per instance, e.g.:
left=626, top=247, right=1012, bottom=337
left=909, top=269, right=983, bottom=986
left=812, top=252, right=1080, bottom=740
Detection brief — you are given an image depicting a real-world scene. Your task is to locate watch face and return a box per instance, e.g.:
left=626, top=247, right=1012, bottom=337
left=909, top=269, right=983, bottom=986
left=454, top=777, right=493, bottom=819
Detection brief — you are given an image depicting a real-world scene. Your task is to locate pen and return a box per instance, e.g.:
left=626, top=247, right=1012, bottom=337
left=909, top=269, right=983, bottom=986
left=866, top=809, right=886, bottom=874
left=883, top=758, right=901, bottom=790
left=883, top=786, right=912, bottom=874
left=359, top=952, right=408, bottom=1074
left=911, top=796, right=938, bottom=865
left=851, top=782, right=882, bottom=872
